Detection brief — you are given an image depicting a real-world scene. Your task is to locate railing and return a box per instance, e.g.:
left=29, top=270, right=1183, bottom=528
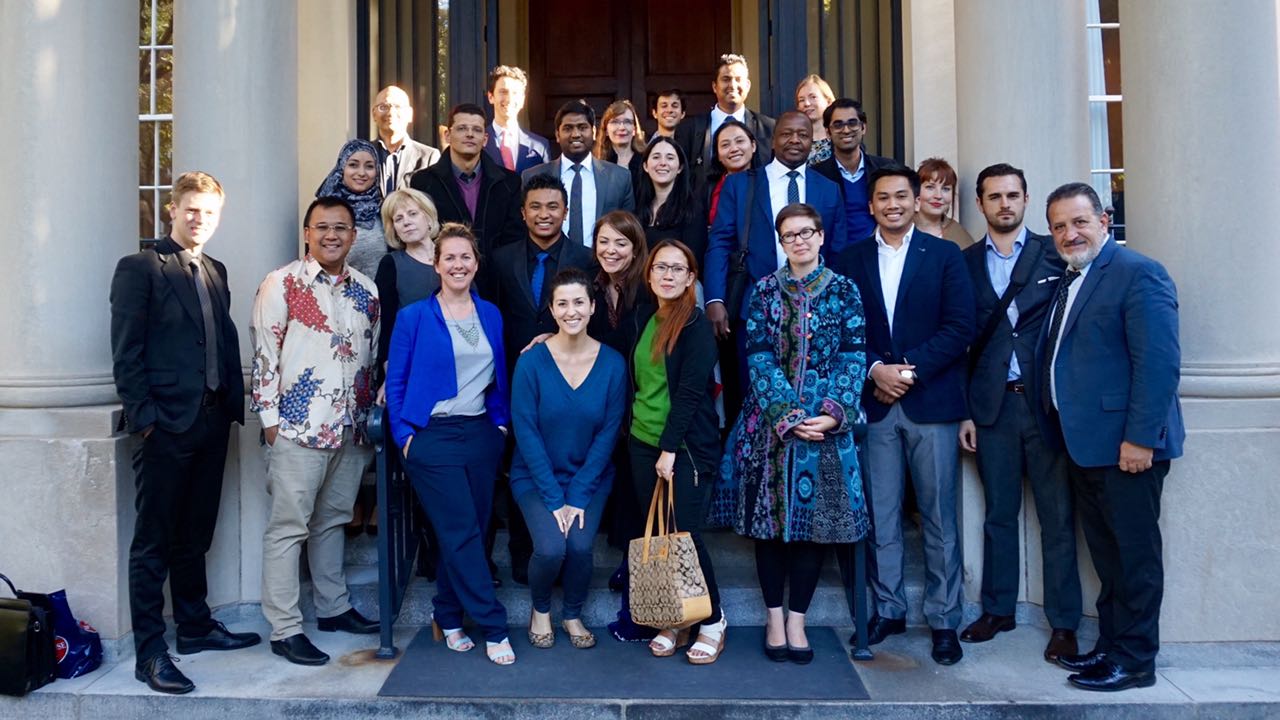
left=369, top=409, right=420, bottom=659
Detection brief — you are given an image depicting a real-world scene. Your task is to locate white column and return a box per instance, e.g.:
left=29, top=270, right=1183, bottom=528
left=0, top=1, right=137, bottom=407
left=1119, top=0, right=1280, bottom=643
left=902, top=0, right=959, bottom=171
left=954, top=0, right=1091, bottom=236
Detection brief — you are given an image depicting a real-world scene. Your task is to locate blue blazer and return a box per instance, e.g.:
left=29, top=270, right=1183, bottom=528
left=384, top=291, right=511, bottom=448
left=833, top=229, right=975, bottom=424
left=705, top=167, right=847, bottom=317
left=1033, top=240, right=1184, bottom=468
left=484, top=127, right=551, bottom=175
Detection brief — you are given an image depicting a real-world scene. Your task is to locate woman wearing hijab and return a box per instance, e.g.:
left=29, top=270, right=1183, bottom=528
left=316, top=138, right=386, bottom=280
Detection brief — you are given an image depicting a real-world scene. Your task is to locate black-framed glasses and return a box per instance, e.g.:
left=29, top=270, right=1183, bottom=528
left=779, top=227, right=821, bottom=244
left=829, top=119, right=863, bottom=131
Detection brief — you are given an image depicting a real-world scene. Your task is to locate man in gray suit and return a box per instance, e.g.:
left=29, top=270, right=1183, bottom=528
left=958, top=163, right=1082, bottom=662
left=522, top=100, right=635, bottom=247
left=372, top=85, right=441, bottom=193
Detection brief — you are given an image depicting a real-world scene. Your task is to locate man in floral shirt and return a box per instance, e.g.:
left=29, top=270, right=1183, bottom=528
left=250, top=196, right=381, bottom=666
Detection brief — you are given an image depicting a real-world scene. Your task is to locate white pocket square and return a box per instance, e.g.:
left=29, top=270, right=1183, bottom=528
left=1039, top=276, right=1061, bottom=284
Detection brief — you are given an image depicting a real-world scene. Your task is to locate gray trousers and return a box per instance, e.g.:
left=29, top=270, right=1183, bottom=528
left=975, top=387, right=1081, bottom=628
left=866, top=403, right=962, bottom=630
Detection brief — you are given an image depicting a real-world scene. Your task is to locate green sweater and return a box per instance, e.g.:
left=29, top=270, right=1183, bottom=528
left=630, top=316, right=670, bottom=446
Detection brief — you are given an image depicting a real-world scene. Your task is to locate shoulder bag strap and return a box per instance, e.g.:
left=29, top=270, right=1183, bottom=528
left=968, top=248, right=1036, bottom=375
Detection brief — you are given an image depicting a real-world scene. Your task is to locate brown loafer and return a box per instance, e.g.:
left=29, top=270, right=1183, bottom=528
left=960, top=613, right=1016, bottom=643
left=1044, top=629, right=1079, bottom=663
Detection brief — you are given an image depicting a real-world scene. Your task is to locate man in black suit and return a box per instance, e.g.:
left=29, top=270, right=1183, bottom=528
left=410, top=103, right=524, bottom=298
left=675, top=53, right=776, bottom=188
left=957, top=164, right=1082, bottom=663
left=110, top=171, right=260, bottom=695
left=487, top=173, right=595, bottom=583
left=811, top=98, right=895, bottom=245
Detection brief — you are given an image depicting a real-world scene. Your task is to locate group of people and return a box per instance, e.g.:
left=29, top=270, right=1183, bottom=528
left=110, top=53, right=1183, bottom=696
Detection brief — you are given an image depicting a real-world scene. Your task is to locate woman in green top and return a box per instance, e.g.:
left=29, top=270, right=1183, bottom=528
left=628, top=239, right=726, bottom=664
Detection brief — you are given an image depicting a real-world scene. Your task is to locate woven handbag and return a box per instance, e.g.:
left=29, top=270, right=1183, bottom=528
left=627, top=478, right=712, bottom=630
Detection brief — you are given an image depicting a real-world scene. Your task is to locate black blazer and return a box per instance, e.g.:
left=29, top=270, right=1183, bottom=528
left=488, top=236, right=595, bottom=373
left=963, top=231, right=1065, bottom=426
left=675, top=109, right=776, bottom=189
left=110, top=237, right=245, bottom=433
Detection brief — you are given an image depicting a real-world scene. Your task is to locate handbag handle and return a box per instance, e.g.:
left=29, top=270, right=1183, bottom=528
left=0, top=573, right=18, bottom=598
left=639, top=478, right=679, bottom=563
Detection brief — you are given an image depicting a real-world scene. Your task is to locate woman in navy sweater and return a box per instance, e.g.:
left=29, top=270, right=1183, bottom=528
left=511, top=268, right=627, bottom=650
left=384, top=224, right=515, bottom=666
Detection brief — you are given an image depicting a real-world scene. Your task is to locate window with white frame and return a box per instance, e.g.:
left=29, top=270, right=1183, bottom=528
left=1087, top=0, right=1123, bottom=241
left=139, top=0, right=174, bottom=240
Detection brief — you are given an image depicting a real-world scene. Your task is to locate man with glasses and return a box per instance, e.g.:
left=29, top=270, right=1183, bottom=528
left=250, top=197, right=382, bottom=667
left=371, top=85, right=440, bottom=193
left=812, top=98, right=895, bottom=246
left=675, top=53, right=776, bottom=188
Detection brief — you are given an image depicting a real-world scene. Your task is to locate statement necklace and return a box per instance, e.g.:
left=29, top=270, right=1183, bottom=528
left=442, top=299, right=481, bottom=348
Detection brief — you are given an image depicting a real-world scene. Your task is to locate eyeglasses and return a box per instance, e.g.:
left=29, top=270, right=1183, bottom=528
left=650, top=263, right=690, bottom=277
left=829, top=119, right=863, bottom=131
left=374, top=103, right=408, bottom=113
left=779, top=227, right=821, bottom=244
left=607, top=118, right=636, bottom=127
left=307, top=223, right=353, bottom=234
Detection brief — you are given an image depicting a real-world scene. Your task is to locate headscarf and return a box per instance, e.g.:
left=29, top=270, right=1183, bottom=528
left=316, top=138, right=383, bottom=229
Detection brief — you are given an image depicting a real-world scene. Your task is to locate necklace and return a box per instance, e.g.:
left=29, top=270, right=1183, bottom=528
left=442, top=298, right=481, bottom=348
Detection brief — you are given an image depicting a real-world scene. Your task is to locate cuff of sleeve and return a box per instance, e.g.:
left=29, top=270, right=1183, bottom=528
left=820, top=398, right=848, bottom=432
left=774, top=408, right=808, bottom=440
left=257, top=408, right=280, bottom=428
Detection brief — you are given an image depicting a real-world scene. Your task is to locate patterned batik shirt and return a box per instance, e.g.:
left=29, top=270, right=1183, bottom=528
left=251, top=256, right=380, bottom=449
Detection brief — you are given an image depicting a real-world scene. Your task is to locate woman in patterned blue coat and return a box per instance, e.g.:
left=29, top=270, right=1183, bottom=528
left=715, top=202, right=871, bottom=664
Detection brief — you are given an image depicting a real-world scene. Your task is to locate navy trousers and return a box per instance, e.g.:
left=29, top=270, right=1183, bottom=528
left=517, top=489, right=608, bottom=619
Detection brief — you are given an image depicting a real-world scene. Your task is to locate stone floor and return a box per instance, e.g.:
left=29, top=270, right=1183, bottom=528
left=5, top=617, right=1278, bottom=719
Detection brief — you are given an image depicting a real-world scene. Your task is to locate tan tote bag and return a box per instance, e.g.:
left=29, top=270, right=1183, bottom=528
left=627, top=477, right=712, bottom=630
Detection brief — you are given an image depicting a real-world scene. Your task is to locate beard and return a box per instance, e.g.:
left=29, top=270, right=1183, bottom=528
left=1059, top=241, right=1102, bottom=270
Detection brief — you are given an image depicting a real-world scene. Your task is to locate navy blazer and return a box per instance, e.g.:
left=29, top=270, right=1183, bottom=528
left=963, top=231, right=1066, bottom=426
left=704, top=167, right=848, bottom=317
left=384, top=291, right=510, bottom=448
left=833, top=229, right=975, bottom=424
left=1034, top=239, right=1184, bottom=468
left=484, top=126, right=550, bottom=174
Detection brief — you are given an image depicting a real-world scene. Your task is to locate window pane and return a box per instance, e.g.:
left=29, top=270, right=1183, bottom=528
left=140, top=0, right=152, bottom=45
left=156, top=49, right=173, bottom=114
left=140, top=189, right=156, bottom=239
left=1101, top=28, right=1121, bottom=95
left=139, top=50, right=152, bottom=115
left=159, top=122, right=173, bottom=185
left=1098, top=0, right=1119, bottom=25
left=139, top=121, right=156, bottom=186
left=1105, top=102, right=1123, bottom=168
left=436, top=1, right=449, bottom=126
left=155, top=0, right=174, bottom=46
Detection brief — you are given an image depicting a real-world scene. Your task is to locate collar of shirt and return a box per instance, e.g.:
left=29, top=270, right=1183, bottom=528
left=526, top=236, right=562, bottom=264
left=452, top=162, right=483, bottom=183
left=874, top=225, right=915, bottom=255
left=302, top=255, right=351, bottom=286
left=492, top=121, right=519, bottom=146
left=710, top=105, right=746, bottom=132
left=983, top=225, right=1027, bottom=260
left=766, top=157, right=807, bottom=184
left=837, top=149, right=867, bottom=184
left=560, top=156, right=594, bottom=179
left=376, top=137, right=404, bottom=156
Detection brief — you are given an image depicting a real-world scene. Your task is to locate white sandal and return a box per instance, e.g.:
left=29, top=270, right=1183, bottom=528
left=431, top=615, right=473, bottom=652
left=649, top=628, right=689, bottom=657
left=486, top=638, right=516, bottom=666
left=687, top=616, right=728, bottom=665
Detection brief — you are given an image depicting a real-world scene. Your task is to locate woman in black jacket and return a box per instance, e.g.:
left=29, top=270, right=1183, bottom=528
left=626, top=239, right=725, bottom=664
left=634, top=137, right=707, bottom=264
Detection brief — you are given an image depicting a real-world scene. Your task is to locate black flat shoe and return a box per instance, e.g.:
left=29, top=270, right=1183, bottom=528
left=849, top=616, right=906, bottom=646
left=317, top=607, right=379, bottom=634
left=135, top=653, right=194, bottom=694
left=271, top=633, right=330, bottom=666
left=1057, top=649, right=1108, bottom=672
left=931, top=629, right=963, bottom=665
left=787, top=644, right=814, bottom=665
left=1068, top=660, right=1156, bottom=692
left=176, top=621, right=261, bottom=654
left=764, top=641, right=789, bottom=662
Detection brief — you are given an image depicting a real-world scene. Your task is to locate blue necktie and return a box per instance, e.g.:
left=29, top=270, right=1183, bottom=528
left=786, top=170, right=800, bottom=205
left=531, top=251, right=550, bottom=308
left=568, top=164, right=584, bottom=246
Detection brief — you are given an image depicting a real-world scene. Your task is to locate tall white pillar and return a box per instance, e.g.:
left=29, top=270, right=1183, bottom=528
left=0, top=0, right=138, bottom=653
left=1119, top=0, right=1280, bottom=642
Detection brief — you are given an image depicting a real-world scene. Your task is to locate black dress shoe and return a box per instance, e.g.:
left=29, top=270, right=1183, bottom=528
left=1044, top=629, right=1079, bottom=663
left=931, top=629, right=963, bottom=665
left=848, top=616, right=907, bottom=646
left=271, top=633, right=330, bottom=666
left=787, top=644, right=814, bottom=665
left=960, top=612, right=1016, bottom=643
left=176, top=621, right=262, bottom=655
left=317, top=607, right=380, bottom=634
left=1068, top=660, right=1156, bottom=692
left=1057, top=649, right=1108, bottom=672
left=135, top=653, right=195, bottom=694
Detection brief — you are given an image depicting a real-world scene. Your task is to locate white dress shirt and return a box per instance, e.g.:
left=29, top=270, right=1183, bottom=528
left=559, top=157, right=598, bottom=246
left=875, top=225, right=915, bottom=333
left=1050, top=236, right=1108, bottom=410
left=709, top=105, right=747, bottom=138
left=765, top=158, right=808, bottom=267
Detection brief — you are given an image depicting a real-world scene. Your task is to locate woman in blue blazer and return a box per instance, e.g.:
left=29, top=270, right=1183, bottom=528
left=384, top=223, right=515, bottom=666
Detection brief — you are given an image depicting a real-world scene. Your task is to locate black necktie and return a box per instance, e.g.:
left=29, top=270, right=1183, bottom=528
left=569, top=164, right=584, bottom=246
left=1041, top=268, right=1081, bottom=414
left=189, top=260, right=221, bottom=391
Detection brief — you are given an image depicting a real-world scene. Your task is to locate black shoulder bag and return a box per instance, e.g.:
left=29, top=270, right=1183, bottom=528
left=0, top=573, right=57, bottom=697
left=723, top=169, right=758, bottom=317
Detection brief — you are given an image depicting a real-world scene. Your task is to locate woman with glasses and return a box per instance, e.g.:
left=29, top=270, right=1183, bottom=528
left=316, top=138, right=386, bottom=280
left=627, top=240, right=726, bottom=664
left=594, top=100, right=647, bottom=182
left=635, top=136, right=707, bottom=262
left=716, top=203, right=871, bottom=664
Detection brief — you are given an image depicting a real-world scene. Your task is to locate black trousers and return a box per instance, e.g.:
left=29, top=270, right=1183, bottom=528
left=1070, top=458, right=1168, bottom=672
left=755, top=540, right=827, bottom=613
left=129, top=398, right=230, bottom=664
left=629, top=437, right=721, bottom=623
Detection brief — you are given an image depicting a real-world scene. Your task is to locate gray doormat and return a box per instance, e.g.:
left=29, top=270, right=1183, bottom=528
left=378, top=625, right=869, bottom=701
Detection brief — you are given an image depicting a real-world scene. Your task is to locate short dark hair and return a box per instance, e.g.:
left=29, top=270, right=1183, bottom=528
left=976, top=163, right=1028, bottom=197
left=650, top=88, right=685, bottom=112
left=522, top=173, right=568, bottom=206
left=823, top=97, right=866, bottom=128
left=716, top=53, right=749, bottom=74
left=868, top=164, right=920, bottom=197
left=1045, top=182, right=1104, bottom=222
left=487, top=65, right=529, bottom=93
left=554, top=100, right=596, bottom=129
left=774, top=202, right=823, bottom=235
left=448, top=103, right=488, bottom=126
left=304, top=196, right=356, bottom=228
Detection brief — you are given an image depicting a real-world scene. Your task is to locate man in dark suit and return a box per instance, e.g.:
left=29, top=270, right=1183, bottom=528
left=957, top=164, right=1082, bottom=662
left=1036, top=182, right=1184, bottom=692
left=109, top=171, right=260, bottom=695
left=410, top=103, right=524, bottom=298
left=811, top=98, right=895, bottom=245
left=675, top=53, right=775, bottom=188
left=832, top=165, right=975, bottom=666
left=523, top=100, right=635, bottom=248
left=487, top=173, right=595, bottom=583
left=484, top=65, right=551, bottom=174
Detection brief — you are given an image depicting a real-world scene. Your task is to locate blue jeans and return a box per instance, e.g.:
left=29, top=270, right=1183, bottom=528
left=516, top=489, right=607, bottom=619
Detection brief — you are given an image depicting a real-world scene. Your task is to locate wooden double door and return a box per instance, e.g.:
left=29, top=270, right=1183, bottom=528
left=527, top=0, right=732, bottom=141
